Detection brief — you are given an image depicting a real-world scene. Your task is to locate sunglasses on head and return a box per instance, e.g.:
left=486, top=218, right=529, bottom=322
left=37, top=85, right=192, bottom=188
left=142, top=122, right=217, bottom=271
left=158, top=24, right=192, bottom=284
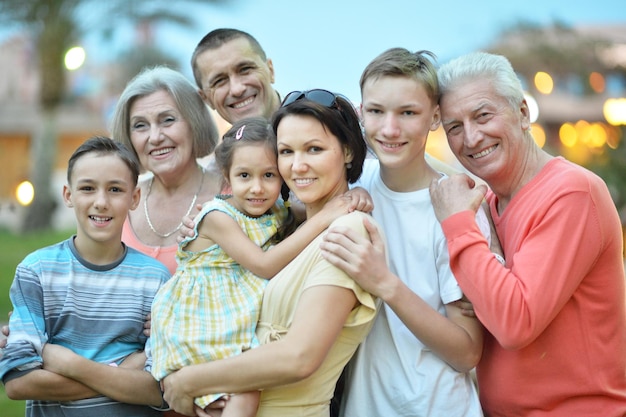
left=281, top=89, right=347, bottom=109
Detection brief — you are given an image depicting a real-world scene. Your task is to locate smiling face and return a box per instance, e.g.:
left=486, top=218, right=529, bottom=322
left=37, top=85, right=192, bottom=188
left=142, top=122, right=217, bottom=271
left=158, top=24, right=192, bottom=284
left=64, top=152, right=140, bottom=250
left=129, top=90, right=195, bottom=178
left=226, top=143, right=283, bottom=218
left=196, top=37, right=279, bottom=124
left=440, top=77, right=531, bottom=185
left=276, top=114, right=351, bottom=218
left=361, top=76, right=440, bottom=175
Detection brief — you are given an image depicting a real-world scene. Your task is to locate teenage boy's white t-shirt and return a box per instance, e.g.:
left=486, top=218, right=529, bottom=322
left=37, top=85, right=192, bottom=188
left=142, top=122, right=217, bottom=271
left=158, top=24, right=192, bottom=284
left=340, top=159, right=484, bottom=416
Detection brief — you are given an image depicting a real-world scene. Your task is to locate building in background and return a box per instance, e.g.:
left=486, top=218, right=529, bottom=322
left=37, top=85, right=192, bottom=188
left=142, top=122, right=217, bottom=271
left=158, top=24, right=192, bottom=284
left=1, top=22, right=625, bottom=236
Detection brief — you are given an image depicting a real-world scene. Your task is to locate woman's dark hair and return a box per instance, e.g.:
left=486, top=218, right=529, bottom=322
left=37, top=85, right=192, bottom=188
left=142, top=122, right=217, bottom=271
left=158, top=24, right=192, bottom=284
left=215, top=116, right=297, bottom=241
left=271, top=93, right=366, bottom=184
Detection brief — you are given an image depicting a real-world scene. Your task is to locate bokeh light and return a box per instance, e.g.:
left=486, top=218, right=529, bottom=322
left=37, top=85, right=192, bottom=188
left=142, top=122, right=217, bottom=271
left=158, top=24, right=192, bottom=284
left=534, top=71, right=554, bottom=95
left=589, top=72, right=605, bottom=93
left=559, top=122, right=577, bottom=147
left=16, top=181, right=34, bottom=206
left=524, top=92, right=539, bottom=122
left=530, top=123, right=546, bottom=148
left=64, top=46, right=85, bottom=70
left=606, top=124, right=622, bottom=149
left=587, top=123, right=607, bottom=148
left=603, top=98, right=626, bottom=126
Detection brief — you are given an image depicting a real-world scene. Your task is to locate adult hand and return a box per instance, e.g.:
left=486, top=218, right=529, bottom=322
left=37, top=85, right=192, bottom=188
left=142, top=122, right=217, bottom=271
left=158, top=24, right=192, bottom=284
left=143, top=313, right=152, bottom=337
left=482, top=200, right=505, bottom=261
left=320, top=217, right=393, bottom=299
left=0, top=326, right=8, bottom=348
left=177, top=208, right=201, bottom=244
left=162, top=371, right=196, bottom=416
left=429, top=174, right=487, bottom=223
left=0, top=311, right=11, bottom=348
left=454, top=296, right=477, bottom=318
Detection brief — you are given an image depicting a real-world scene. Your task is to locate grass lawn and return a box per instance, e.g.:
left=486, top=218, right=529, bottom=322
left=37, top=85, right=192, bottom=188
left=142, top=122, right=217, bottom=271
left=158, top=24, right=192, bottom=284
left=0, top=227, right=74, bottom=417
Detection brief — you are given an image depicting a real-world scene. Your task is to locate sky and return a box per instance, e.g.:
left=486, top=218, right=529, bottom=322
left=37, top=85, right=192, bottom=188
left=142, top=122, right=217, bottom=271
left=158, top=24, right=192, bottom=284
left=0, top=0, right=624, bottom=228
left=2, top=0, right=625, bottom=103
left=101, top=0, right=626, bottom=102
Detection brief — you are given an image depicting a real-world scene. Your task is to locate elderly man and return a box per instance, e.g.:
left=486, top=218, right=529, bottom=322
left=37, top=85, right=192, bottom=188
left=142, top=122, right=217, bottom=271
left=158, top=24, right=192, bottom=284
left=429, top=51, right=626, bottom=416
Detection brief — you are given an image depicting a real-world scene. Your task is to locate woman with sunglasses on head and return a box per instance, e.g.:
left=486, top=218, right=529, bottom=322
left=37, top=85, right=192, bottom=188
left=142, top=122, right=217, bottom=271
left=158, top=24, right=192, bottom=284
left=161, top=90, right=384, bottom=417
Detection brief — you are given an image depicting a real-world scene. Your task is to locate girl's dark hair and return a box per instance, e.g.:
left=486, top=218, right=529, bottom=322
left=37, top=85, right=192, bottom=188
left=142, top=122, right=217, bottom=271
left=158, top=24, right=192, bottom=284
left=67, top=135, right=140, bottom=186
left=271, top=93, right=366, bottom=184
left=215, top=116, right=297, bottom=240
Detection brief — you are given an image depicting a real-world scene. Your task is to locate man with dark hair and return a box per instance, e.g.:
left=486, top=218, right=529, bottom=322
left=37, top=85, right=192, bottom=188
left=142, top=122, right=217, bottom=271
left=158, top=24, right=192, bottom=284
left=191, top=28, right=281, bottom=124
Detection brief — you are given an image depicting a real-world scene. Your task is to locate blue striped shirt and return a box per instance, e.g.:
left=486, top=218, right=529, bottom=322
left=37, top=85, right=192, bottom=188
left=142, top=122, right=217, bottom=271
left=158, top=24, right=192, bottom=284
left=0, top=236, right=171, bottom=417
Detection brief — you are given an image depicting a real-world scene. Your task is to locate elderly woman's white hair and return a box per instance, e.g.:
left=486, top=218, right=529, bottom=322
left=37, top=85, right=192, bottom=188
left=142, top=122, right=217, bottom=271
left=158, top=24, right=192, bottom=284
left=109, top=66, right=219, bottom=172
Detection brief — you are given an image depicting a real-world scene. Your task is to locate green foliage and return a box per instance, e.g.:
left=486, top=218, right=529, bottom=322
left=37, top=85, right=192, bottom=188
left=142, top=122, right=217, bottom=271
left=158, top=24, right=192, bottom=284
left=0, top=388, right=24, bottom=417
left=0, top=228, right=73, bottom=318
left=487, top=21, right=626, bottom=221
left=588, top=130, right=626, bottom=217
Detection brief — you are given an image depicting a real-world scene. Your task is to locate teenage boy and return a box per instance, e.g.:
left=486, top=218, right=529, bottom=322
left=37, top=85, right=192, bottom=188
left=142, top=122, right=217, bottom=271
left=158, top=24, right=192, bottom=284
left=320, top=48, right=492, bottom=416
left=0, top=136, right=171, bottom=416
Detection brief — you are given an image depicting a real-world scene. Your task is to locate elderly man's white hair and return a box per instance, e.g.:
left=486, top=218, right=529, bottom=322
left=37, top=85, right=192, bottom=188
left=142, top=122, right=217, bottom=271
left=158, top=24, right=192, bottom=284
left=438, top=51, right=525, bottom=110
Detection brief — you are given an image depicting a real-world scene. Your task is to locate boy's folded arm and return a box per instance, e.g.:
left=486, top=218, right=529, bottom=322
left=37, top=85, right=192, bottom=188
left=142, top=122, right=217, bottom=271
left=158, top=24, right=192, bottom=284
left=42, top=344, right=163, bottom=406
left=4, top=368, right=98, bottom=401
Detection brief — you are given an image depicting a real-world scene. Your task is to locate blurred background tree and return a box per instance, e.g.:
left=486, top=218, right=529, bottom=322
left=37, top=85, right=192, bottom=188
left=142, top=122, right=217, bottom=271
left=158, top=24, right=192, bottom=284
left=0, top=0, right=224, bottom=233
left=488, top=20, right=626, bottom=225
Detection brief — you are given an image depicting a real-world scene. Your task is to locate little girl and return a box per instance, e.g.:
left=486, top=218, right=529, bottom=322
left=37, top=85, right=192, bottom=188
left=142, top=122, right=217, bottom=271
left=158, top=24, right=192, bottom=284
left=149, top=117, right=366, bottom=416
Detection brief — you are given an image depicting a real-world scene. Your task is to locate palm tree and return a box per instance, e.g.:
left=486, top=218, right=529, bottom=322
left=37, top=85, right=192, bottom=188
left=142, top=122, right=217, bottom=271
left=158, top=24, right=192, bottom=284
left=0, top=0, right=225, bottom=232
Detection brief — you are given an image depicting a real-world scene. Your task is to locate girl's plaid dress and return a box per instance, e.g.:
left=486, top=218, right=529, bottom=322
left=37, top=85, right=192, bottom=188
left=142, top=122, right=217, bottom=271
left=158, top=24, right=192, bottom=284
left=149, top=195, right=287, bottom=408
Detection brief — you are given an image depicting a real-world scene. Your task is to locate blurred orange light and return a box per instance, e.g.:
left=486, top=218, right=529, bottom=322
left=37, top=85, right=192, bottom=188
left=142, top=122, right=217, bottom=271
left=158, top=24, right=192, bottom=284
left=531, top=123, right=546, bottom=148
left=588, top=123, right=607, bottom=148
left=575, top=120, right=591, bottom=145
left=605, top=124, right=622, bottom=149
left=560, top=140, right=591, bottom=165
left=559, top=123, right=577, bottom=147
left=589, top=72, right=605, bottom=93
left=534, top=71, right=554, bottom=95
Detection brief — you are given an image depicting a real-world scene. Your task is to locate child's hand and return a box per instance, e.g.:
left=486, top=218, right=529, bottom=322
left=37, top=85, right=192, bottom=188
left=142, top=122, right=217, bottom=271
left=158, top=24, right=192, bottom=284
left=318, top=194, right=356, bottom=225
left=343, top=187, right=374, bottom=213
left=176, top=204, right=202, bottom=244
left=197, top=396, right=229, bottom=416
